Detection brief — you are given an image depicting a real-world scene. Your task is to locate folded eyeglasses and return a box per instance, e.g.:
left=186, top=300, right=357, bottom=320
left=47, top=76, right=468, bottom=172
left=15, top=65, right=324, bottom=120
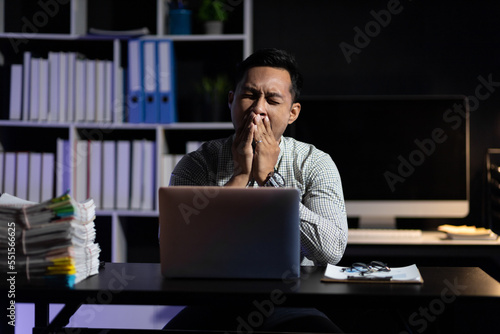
left=341, top=261, right=391, bottom=276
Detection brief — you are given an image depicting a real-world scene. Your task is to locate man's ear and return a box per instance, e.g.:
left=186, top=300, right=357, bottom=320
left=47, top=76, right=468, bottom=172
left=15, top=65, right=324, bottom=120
left=228, top=91, right=234, bottom=109
left=288, top=102, right=301, bottom=124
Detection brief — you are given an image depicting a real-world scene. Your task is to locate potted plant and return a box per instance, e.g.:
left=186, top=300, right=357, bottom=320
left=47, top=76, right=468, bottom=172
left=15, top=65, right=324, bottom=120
left=198, top=0, right=229, bottom=34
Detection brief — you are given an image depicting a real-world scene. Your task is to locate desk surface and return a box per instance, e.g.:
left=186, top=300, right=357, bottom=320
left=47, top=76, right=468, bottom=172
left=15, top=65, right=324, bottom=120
left=15, top=263, right=500, bottom=309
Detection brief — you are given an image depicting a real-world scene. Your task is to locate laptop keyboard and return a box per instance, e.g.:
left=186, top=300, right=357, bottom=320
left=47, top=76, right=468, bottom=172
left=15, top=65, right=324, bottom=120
left=348, top=228, right=423, bottom=239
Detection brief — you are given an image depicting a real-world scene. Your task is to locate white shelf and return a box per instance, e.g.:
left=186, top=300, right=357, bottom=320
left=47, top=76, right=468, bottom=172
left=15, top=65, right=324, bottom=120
left=0, top=120, right=233, bottom=130
left=0, top=0, right=251, bottom=264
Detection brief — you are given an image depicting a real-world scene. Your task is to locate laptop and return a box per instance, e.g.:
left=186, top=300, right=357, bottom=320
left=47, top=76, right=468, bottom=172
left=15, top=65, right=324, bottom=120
left=158, top=186, right=301, bottom=279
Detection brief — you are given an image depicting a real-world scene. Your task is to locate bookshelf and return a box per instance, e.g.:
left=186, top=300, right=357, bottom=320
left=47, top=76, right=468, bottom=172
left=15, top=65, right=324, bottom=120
left=0, top=0, right=252, bottom=262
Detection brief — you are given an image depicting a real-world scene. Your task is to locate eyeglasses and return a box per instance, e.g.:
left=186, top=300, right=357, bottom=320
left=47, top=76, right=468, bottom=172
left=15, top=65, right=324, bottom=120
left=341, top=261, right=391, bottom=276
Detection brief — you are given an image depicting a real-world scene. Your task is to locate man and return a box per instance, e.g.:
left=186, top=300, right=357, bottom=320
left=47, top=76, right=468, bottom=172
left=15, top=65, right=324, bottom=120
left=166, top=48, right=347, bottom=332
left=171, top=48, right=348, bottom=266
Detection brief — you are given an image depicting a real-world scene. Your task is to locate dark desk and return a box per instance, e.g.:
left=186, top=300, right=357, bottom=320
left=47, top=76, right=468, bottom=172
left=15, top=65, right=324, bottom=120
left=342, top=231, right=500, bottom=281
left=13, top=263, right=500, bottom=333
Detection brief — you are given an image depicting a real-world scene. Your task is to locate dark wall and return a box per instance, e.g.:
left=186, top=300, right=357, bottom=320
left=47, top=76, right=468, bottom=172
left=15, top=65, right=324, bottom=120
left=254, top=0, right=500, bottom=226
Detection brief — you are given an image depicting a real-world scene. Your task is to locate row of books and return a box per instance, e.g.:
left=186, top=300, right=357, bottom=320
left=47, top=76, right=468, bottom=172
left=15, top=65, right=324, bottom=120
left=9, top=51, right=119, bottom=123
left=8, top=39, right=177, bottom=124
left=0, top=151, right=55, bottom=203
left=0, top=192, right=100, bottom=287
left=59, top=139, right=157, bottom=210
left=0, top=139, right=204, bottom=212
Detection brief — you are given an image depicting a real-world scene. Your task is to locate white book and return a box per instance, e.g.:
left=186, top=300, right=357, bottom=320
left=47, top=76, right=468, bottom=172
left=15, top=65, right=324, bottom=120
left=115, top=140, right=131, bottom=209
left=22, top=51, right=31, bottom=121
left=130, top=140, right=143, bottom=210
left=95, top=60, right=106, bottom=122
left=74, top=140, right=88, bottom=202
left=4, top=153, right=16, bottom=195
left=66, top=52, right=77, bottom=122
left=16, top=152, right=29, bottom=199
left=58, top=52, right=69, bottom=122
left=28, top=152, right=42, bottom=203
left=75, top=58, right=87, bottom=122
left=9, top=64, right=23, bottom=120
left=38, top=59, right=49, bottom=121
left=101, top=141, right=116, bottom=209
left=104, top=60, right=113, bottom=122
left=29, top=57, right=40, bottom=121
left=86, top=59, right=96, bottom=122
left=142, top=141, right=155, bottom=211
left=48, top=51, right=60, bottom=122
left=56, top=138, right=71, bottom=196
left=114, top=66, right=124, bottom=123
left=41, top=152, right=55, bottom=201
left=88, top=140, right=102, bottom=209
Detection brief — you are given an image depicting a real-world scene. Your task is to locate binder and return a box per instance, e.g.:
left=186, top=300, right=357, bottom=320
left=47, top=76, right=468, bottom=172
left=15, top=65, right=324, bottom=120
left=58, top=52, right=69, bottom=122
left=75, top=59, right=87, bottom=122
left=48, top=51, right=60, bottom=122
left=28, top=152, right=42, bottom=202
left=142, top=40, right=159, bottom=123
left=16, top=152, right=29, bottom=199
left=41, top=152, right=55, bottom=201
left=29, top=57, right=40, bottom=121
left=130, top=140, right=144, bottom=210
left=88, top=141, right=102, bottom=209
left=85, top=59, right=96, bottom=122
left=104, top=60, right=113, bottom=123
left=127, top=39, right=144, bottom=123
left=115, top=140, right=131, bottom=209
left=4, top=153, right=16, bottom=195
left=39, top=59, right=49, bottom=121
left=95, top=60, right=106, bottom=122
left=157, top=39, right=177, bottom=124
left=102, top=141, right=116, bottom=209
left=74, top=140, right=88, bottom=202
left=9, top=64, right=23, bottom=120
left=56, top=138, right=71, bottom=197
left=66, top=52, right=77, bottom=122
left=22, top=51, right=31, bottom=121
left=142, top=140, right=155, bottom=210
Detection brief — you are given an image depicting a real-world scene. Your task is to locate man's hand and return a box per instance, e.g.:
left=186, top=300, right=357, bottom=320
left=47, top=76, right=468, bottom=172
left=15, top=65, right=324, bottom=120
left=252, top=115, right=280, bottom=185
left=226, top=113, right=279, bottom=187
left=226, top=112, right=256, bottom=187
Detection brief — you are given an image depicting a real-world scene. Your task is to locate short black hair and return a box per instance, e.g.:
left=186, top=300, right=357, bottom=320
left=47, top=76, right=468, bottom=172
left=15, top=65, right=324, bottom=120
left=234, top=48, right=303, bottom=102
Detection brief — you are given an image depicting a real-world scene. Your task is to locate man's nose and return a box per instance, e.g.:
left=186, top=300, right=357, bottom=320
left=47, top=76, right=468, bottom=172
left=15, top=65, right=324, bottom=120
left=252, top=96, right=267, bottom=116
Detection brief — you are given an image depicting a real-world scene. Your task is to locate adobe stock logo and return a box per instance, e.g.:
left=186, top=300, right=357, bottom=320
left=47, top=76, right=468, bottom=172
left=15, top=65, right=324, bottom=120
left=339, top=0, right=408, bottom=64
left=177, top=187, right=220, bottom=224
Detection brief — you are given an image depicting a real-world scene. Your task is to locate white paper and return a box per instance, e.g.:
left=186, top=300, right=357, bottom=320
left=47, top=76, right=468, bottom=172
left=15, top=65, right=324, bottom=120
left=324, top=264, right=422, bottom=282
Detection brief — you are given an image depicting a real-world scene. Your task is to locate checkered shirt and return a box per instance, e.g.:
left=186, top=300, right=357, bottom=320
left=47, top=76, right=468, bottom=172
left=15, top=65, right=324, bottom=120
left=170, top=135, right=348, bottom=266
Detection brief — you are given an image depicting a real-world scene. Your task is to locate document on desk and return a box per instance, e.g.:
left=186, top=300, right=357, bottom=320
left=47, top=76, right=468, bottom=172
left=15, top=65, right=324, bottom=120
left=322, top=264, right=424, bottom=283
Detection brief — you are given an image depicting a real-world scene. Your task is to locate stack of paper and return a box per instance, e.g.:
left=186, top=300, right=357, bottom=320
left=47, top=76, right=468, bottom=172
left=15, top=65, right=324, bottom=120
left=0, top=193, right=100, bottom=288
left=438, top=224, right=499, bottom=240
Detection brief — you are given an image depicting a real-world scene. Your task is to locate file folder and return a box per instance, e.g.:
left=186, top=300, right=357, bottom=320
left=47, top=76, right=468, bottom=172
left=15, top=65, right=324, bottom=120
left=157, top=39, right=177, bottom=124
left=142, top=40, right=159, bottom=123
left=127, top=40, right=144, bottom=123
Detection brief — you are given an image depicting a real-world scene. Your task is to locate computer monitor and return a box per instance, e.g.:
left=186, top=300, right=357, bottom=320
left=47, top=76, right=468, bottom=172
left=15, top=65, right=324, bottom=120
left=289, top=95, right=470, bottom=229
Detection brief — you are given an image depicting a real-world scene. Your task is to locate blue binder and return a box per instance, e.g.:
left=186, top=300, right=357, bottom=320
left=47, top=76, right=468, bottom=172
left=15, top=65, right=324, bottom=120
left=127, top=40, right=143, bottom=123
left=142, top=40, right=159, bottom=123
left=157, top=39, right=177, bottom=124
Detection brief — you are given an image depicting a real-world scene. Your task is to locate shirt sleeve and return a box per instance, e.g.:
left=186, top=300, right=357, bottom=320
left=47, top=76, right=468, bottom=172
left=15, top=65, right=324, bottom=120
left=299, top=153, right=348, bottom=266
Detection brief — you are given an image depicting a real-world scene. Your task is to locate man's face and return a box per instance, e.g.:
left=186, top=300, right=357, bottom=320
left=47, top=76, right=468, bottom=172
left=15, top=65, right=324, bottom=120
left=228, top=66, right=300, bottom=141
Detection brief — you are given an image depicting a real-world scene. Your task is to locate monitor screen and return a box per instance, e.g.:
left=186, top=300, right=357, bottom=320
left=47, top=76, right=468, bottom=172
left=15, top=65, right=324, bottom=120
left=289, top=95, right=470, bottom=228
